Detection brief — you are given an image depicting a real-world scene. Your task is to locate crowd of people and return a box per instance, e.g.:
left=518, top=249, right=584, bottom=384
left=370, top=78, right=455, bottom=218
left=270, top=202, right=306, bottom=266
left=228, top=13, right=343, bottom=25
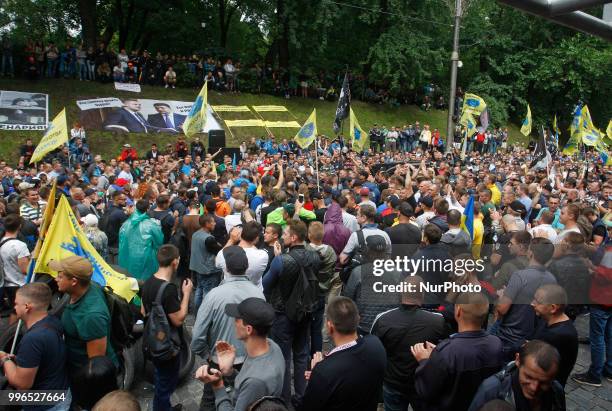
left=0, top=122, right=610, bottom=411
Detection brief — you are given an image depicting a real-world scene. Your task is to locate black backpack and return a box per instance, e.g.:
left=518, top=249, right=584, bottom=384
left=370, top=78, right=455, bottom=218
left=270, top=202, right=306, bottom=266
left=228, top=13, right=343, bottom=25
left=339, top=230, right=367, bottom=283
left=142, top=282, right=181, bottom=361
left=102, top=285, right=135, bottom=353
left=284, top=251, right=320, bottom=323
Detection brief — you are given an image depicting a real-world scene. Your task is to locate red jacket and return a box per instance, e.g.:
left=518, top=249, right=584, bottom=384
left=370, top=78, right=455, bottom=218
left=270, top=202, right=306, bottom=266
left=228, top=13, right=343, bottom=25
left=118, top=148, right=138, bottom=162
left=590, top=244, right=612, bottom=308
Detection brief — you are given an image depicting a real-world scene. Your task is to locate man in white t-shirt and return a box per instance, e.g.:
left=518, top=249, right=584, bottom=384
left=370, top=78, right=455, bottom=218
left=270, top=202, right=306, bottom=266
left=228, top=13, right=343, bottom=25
left=216, top=221, right=268, bottom=290
left=554, top=204, right=581, bottom=245
left=0, top=214, right=31, bottom=323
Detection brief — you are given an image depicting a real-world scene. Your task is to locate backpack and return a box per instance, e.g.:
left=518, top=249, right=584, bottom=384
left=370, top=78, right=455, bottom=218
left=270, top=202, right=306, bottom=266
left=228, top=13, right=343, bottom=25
left=102, top=285, right=135, bottom=353
left=339, top=230, right=367, bottom=283
left=0, top=238, right=20, bottom=281
left=142, top=282, right=181, bottom=361
left=284, top=251, right=320, bottom=323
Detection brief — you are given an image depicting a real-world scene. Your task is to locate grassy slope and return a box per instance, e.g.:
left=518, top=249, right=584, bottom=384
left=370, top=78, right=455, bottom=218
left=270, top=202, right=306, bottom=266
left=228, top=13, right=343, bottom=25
left=0, top=78, right=525, bottom=161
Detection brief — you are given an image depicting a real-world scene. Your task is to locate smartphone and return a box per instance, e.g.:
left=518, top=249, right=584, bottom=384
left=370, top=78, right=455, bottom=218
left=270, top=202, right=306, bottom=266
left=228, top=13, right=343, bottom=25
left=298, top=194, right=305, bottom=203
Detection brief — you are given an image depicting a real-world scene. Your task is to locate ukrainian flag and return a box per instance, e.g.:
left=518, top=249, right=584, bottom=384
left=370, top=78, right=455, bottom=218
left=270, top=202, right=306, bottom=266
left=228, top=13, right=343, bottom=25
left=520, top=104, right=532, bottom=137
left=562, top=137, right=578, bottom=155
left=34, top=196, right=138, bottom=302
left=553, top=115, right=560, bottom=148
left=295, top=109, right=318, bottom=149
left=183, top=81, right=208, bottom=138
left=350, top=107, right=369, bottom=152
left=30, top=108, right=69, bottom=164
left=570, top=104, right=582, bottom=138
left=461, top=195, right=475, bottom=240
left=463, top=93, right=487, bottom=116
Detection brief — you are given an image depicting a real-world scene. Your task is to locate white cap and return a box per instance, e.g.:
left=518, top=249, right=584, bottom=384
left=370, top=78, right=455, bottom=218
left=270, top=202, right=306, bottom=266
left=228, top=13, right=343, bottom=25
left=18, top=182, right=35, bottom=191
left=81, top=214, right=99, bottom=227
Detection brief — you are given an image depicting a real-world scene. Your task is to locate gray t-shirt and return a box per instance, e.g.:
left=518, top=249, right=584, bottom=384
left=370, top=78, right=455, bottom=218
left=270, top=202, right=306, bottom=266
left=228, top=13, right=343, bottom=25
left=342, top=226, right=392, bottom=256
left=498, top=266, right=557, bottom=347
left=214, top=339, right=285, bottom=411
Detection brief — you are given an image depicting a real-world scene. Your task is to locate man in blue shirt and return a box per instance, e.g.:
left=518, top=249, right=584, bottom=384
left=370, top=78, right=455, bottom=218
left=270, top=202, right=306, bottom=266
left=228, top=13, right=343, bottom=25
left=0, top=283, right=71, bottom=411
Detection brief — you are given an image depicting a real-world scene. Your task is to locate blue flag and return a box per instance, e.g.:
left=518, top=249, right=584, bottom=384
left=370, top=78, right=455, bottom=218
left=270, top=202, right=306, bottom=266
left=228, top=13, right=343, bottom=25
left=462, top=195, right=475, bottom=240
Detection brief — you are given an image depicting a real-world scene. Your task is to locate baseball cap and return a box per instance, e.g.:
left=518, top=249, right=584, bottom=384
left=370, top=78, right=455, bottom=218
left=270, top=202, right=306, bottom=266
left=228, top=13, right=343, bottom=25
left=224, top=297, right=275, bottom=328
left=123, top=143, right=131, bottom=148
left=387, top=195, right=400, bottom=209
left=81, top=214, right=99, bottom=227
left=18, top=182, right=35, bottom=191
left=84, top=188, right=96, bottom=196
left=48, top=256, right=93, bottom=280
left=366, top=235, right=388, bottom=253
left=419, top=196, right=433, bottom=208
left=223, top=246, right=248, bottom=276
left=116, top=178, right=130, bottom=187
left=359, top=187, right=370, bottom=196
left=509, top=200, right=527, bottom=215
left=283, top=203, right=296, bottom=217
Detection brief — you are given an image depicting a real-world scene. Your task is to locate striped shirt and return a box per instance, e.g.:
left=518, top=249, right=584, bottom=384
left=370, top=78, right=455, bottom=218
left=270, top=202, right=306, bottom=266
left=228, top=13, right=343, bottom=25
left=19, top=202, right=41, bottom=222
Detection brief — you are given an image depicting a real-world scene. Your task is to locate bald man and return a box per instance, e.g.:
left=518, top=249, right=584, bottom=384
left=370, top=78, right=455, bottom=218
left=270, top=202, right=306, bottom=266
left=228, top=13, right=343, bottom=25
left=412, top=292, right=503, bottom=411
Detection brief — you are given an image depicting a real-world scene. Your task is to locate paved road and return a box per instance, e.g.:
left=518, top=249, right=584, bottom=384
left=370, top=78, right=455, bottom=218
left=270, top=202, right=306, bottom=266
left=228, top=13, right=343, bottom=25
left=129, top=313, right=612, bottom=411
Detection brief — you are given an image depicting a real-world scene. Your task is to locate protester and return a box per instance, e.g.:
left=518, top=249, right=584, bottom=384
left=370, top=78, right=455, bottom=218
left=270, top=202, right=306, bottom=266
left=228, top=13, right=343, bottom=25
left=0, top=283, right=72, bottom=410
left=52, top=255, right=117, bottom=408
left=192, top=245, right=265, bottom=410
left=141, top=244, right=193, bottom=411
left=194, top=297, right=285, bottom=411
left=469, top=340, right=565, bottom=411
left=300, top=297, right=387, bottom=411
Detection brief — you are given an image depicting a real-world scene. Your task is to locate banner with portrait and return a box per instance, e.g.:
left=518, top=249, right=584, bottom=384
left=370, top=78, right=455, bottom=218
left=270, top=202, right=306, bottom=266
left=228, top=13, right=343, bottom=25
left=76, top=97, right=223, bottom=134
left=0, top=90, right=49, bottom=130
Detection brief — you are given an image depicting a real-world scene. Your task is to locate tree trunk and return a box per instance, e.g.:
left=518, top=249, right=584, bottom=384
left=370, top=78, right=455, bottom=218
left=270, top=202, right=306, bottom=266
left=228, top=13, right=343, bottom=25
left=77, top=0, right=97, bottom=48
left=277, top=0, right=289, bottom=69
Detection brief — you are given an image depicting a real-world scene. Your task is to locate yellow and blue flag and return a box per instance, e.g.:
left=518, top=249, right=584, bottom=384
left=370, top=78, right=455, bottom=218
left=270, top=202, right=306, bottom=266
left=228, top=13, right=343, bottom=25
left=562, top=137, right=578, bottom=155
left=520, top=104, right=532, bottom=137
left=463, top=93, right=487, bottom=116
left=552, top=115, right=560, bottom=148
left=183, top=81, right=208, bottom=138
left=578, top=105, right=604, bottom=147
left=607, top=120, right=612, bottom=140
left=349, top=108, right=369, bottom=152
left=461, top=111, right=478, bottom=137
left=461, top=195, right=475, bottom=240
left=570, top=104, right=582, bottom=138
left=30, top=108, right=69, bottom=164
left=295, top=109, right=318, bottom=149
left=34, top=196, right=138, bottom=302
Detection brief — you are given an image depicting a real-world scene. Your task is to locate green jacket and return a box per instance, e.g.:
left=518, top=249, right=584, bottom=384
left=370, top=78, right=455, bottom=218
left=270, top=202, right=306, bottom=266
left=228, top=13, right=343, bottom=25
left=118, top=211, right=164, bottom=281
left=266, top=206, right=316, bottom=227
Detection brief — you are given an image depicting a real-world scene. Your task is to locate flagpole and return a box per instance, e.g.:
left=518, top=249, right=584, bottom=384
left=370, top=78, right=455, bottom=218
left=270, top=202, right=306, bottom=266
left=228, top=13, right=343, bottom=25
left=11, top=182, right=58, bottom=354
left=315, top=136, right=320, bottom=190
left=542, top=125, right=551, bottom=181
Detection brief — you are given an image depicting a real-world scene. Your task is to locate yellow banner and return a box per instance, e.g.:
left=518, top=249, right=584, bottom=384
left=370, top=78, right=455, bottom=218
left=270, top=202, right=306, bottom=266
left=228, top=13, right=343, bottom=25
left=252, top=105, right=289, bottom=112
left=34, top=196, right=138, bottom=302
left=211, top=105, right=251, bottom=112
left=265, top=121, right=301, bottom=128
left=30, top=108, right=68, bottom=164
left=225, top=119, right=265, bottom=127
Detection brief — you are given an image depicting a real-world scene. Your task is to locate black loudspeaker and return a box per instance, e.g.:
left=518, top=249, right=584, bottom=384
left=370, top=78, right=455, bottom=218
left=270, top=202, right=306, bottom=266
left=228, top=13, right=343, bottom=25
left=209, top=130, right=226, bottom=148
left=209, top=147, right=241, bottom=159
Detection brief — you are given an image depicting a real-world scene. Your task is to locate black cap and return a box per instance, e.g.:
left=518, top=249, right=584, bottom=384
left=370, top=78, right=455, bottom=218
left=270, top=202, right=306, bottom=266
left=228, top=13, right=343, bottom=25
left=84, top=188, right=96, bottom=196
left=543, top=184, right=553, bottom=193
left=387, top=195, right=401, bottom=209
left=223, top=246, right=248, bottom=276
left=366, top=234, right=387, bottom=253
left=419, top=196, right=433, bottom=208
left=311, top=191, right=322, bottom=200
left=509, top=200, right=527, bottom=217
left=225, top=298, right=275, bottom=328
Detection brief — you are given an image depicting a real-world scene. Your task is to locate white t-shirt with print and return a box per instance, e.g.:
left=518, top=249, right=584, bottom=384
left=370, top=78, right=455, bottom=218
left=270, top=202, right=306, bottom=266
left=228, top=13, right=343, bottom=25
left=0, top=237, right=30, bottom=287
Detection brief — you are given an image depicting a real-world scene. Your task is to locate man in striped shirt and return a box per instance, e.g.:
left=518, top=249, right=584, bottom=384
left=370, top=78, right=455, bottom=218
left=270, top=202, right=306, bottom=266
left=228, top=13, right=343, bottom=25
left=19, top=185, right=42, bottom=226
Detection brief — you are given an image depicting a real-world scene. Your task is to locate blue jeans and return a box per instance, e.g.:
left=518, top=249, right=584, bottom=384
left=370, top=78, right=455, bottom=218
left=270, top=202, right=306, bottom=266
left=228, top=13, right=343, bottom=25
left=271, top=312, right=310, bottom=403
left=153, top=356, right=180, bottom=411
left=310, top=296, right=326, bottom=355
left=588, top=306, right=612, bottom=380
left=383, top=384, right=422, bottom=411
left=194, top=271, right=221, bottom=311
left=78, top=61, right=88, bottom=80
left=47, top=58, right=58, bottom=77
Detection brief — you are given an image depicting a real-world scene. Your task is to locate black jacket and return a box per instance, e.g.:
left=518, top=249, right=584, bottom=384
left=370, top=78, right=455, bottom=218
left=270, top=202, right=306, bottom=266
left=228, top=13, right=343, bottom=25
left=412, top=243, right=453, bottom=305
left=414, top=330, right=504, bottom=411
left=300, top=335, right=387, bottom=411
left=371, top=305, right=449, bottom=392
left=468, top=362, right=566, bottom=411
left=100, top=205, right=128, bottom=248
